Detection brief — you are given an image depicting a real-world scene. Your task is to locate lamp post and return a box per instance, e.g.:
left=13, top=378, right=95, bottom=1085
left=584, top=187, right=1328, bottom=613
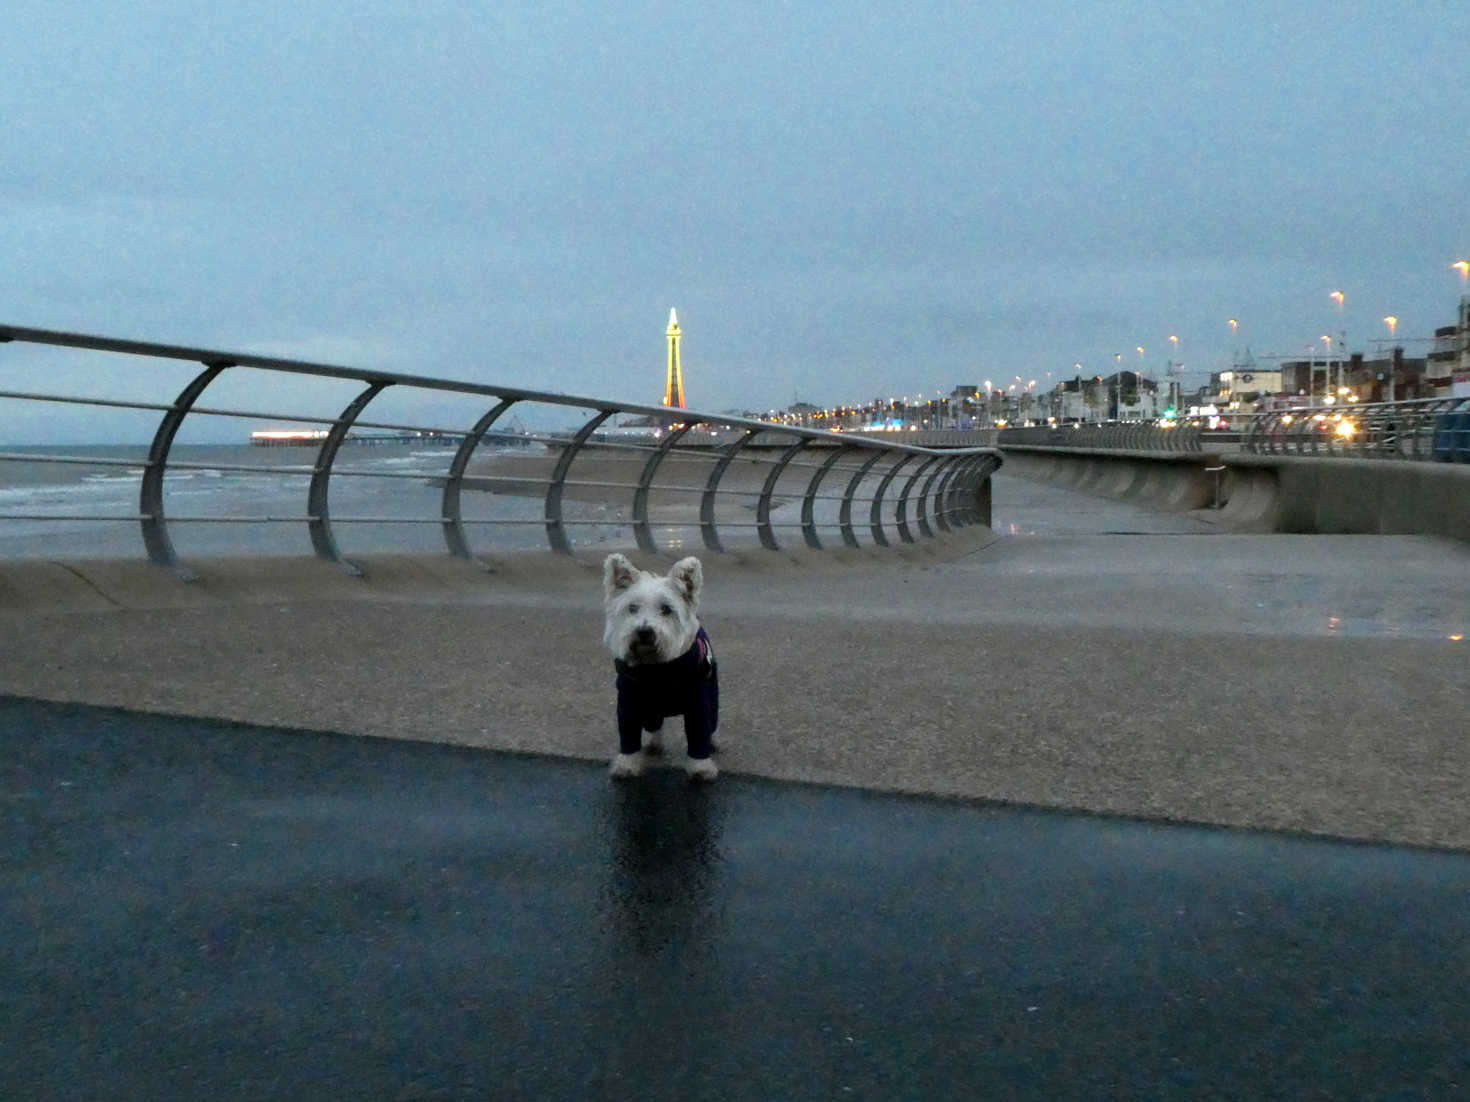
left=1453, top=260, right=1469, bottom=284
left=1383, top=316, right=1398, bottom=402
left=1321, top=335, right=1333, bottom=404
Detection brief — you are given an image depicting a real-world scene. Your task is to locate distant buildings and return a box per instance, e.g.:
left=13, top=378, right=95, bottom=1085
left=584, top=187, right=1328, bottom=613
left=768, top=295, right=1470, bottom=429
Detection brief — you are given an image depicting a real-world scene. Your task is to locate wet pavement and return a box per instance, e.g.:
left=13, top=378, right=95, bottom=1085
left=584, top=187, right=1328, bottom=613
left=6, top=695, right=1469, bottom=1100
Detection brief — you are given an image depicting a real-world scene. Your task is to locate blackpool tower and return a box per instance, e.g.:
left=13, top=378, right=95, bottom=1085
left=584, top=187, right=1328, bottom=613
left=663, top=308, right=685, bottom=409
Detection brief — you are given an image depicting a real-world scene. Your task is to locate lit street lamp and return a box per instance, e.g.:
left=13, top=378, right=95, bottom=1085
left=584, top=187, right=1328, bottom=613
left=1383, top=316, right=1399, bottom=401
left=1454, top=260, right=1469, bottom=283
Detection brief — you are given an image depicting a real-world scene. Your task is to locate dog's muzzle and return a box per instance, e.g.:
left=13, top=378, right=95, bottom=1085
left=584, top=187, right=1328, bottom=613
left=626, top=625, right=660, bottom=664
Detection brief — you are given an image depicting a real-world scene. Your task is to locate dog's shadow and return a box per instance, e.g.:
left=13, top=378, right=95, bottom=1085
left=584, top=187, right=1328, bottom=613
left=601, top=771, right=726, bottom=959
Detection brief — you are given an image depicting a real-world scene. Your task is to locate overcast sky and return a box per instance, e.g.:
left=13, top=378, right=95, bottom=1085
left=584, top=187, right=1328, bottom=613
left=4, top=0, right=1468, bottom=440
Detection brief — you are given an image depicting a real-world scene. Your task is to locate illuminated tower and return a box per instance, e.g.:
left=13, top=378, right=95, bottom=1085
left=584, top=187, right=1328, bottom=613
left=663, top=307, right=685, bottom=409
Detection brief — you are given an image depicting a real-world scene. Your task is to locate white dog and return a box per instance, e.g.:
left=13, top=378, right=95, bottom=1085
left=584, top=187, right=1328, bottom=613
left=603, top=553, right=720, bottom=781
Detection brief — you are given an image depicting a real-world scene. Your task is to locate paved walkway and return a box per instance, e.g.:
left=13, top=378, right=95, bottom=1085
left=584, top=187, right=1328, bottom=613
left=6, top=695, right=1468, bottom=1100
left=3, top=471, right=1469, bottom=1095
left=1, top=473, right=1466, bottom=848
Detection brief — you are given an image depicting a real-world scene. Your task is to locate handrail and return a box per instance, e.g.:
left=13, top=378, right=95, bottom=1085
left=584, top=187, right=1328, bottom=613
left=0, top=322, right=1002, bottom=568
left=996, top=397, right=1470, bottom=462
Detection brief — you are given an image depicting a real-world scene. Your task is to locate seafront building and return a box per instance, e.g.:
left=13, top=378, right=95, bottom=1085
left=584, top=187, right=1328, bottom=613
left=774, top=293, right=1470, bottom=427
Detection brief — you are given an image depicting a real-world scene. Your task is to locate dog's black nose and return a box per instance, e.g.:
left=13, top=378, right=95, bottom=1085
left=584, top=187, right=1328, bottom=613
left=635, top=626, right=656, bottom=644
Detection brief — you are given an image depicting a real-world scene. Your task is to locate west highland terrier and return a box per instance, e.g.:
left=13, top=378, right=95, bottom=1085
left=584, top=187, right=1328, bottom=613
left=602, top=553, right=719, bottom=781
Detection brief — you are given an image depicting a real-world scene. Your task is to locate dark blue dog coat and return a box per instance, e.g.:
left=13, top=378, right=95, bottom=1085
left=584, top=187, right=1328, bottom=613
left=614, top=627, right=719, bottom=759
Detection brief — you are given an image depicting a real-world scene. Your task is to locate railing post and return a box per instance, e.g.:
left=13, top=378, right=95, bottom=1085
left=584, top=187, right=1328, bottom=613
left=838, top=449, right=887, bottom=549
left=698, top=428, right=763, bottom=553
left=441, top=397, right=517, bottom=562
left=309, top=380, right=392, bottom=572
left=912, top=457, right=951, bottom=538
left=799, top=446, right=852, bottom=550
left=894, top=455, right=943, bottom=544
left=632, top=422, right=694, bottom=557
left=756, top=438, right=812, bottom=551
left=869, top=453, right=917, bottom=547
left=140, top=360, right=232, bottom=570
left=545, top=409, right=615, bottom=554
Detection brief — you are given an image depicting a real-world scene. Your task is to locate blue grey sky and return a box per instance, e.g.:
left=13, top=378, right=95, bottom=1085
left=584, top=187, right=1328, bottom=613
left=4, top=0, right=1468, bottom=439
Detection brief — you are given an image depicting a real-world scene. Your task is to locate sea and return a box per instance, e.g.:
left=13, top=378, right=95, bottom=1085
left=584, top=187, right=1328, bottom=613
left=0, top=442, right=633, bottom=560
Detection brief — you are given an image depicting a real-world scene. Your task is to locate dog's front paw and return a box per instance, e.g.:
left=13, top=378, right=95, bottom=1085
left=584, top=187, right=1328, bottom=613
left=610, top=752, right=645, bottom=779
left=642, top=730, right=664, bottom=756
left=685, top=757, right=718, bottom=783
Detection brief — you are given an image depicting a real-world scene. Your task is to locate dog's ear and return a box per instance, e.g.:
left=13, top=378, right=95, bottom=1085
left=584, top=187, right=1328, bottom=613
left=668, top=556, right=703, bottom=608
left=603, top=553, right=640, bottom=598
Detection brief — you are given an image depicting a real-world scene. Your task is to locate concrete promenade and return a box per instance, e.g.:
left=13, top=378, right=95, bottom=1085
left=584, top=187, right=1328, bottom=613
left=2, top=471, right=1467, bottom=848
left=6, top=470, right=1470, bottom=1098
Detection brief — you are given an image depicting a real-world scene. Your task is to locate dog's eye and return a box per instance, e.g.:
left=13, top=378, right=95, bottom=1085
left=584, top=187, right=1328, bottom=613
left=627, top=603, right=639, bottom=614
left=659, top=602, right=674, bottom=616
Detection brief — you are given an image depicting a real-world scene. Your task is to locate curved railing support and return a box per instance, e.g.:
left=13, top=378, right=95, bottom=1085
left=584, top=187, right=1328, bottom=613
left=838, top=449, right=889, bottom=549
left=545, top=409, right=615, bottom=553
left=699, top=429, right=763, bottom=553
left=309, top=380, right=393, bottom=571
left=441, top=397, right=518, bottom=563
left=632, top=422, right=695, bottom=556
left=800, top=446, right=854, bottom=550
left=140, top=360, right=232, bottom=569
left=756, top=438, right=813, bottom=551
left=869, top=453, right=919, bottom=547
left=894, top=455, right=944, bottom=544
left=912, top=456, right=954, bottom=538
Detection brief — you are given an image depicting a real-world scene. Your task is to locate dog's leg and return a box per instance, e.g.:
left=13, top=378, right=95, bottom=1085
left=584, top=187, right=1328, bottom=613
left=642, top=723, right=664, bottom=755
left=686, top=757, right=718, bottom=782
left=610, top=752, right=645, bottom=778
left=612, top=686, right=650, bottom=779
left=683, top=712, right=718, bottom=782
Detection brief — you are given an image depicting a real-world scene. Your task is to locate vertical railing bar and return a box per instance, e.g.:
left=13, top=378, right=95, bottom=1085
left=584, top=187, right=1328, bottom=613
left=441, top=397, right=518, bottom=563
left=308, top=381, right=392, bottom=573
left=913, top=457, right=952, bottom=538
left=140, top=359, right=232, bottom=572
left=869, top=453, right=919, bottom=547
left=894, top=455, right=943, bottom=544
left=839, top=450, right=888, bottom=549
left=545, top=409, right=616, bottom=554
left=926, top=456, right=964, bottom=533
left=756, top=439, right=813, bottom=551
left=633, top=422, right=695, bottom=556
left=698, top=428, right=773, bottom=553
left=800, top=446, right=853, bottom=550
left=937, top=455, right=978, bottom=527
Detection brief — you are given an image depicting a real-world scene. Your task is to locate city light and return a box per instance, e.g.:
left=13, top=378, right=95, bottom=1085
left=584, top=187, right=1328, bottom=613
left=1454, top=260, right=1469, bottom=282
left=1330, top=289, right=1345, bottom=308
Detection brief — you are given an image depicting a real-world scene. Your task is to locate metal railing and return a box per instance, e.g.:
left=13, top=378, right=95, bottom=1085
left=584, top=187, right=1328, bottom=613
left=1244, top=399, right=1470, bottom=460
left=996, top=398, right=1470, bottom=462
left=0, top=323, right=1001, bottom=571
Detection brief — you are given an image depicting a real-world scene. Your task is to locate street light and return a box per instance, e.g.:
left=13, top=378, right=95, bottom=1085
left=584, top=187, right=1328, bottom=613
left=1454, top=260, right=1469, bottom=283
left=1320, top=335, right=1334, bottom=405
left=1382, top=316, right=1399, bottom=401
left=1330, top=289, right=1345, bottom=308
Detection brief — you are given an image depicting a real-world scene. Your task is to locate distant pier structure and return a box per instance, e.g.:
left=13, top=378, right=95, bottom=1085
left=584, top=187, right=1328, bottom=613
left=250, top=430, right=465, bottom=448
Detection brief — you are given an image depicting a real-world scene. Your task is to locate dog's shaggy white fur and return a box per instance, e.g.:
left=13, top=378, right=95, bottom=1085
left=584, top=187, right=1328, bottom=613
left=603, top=553, right=718, bottom=781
